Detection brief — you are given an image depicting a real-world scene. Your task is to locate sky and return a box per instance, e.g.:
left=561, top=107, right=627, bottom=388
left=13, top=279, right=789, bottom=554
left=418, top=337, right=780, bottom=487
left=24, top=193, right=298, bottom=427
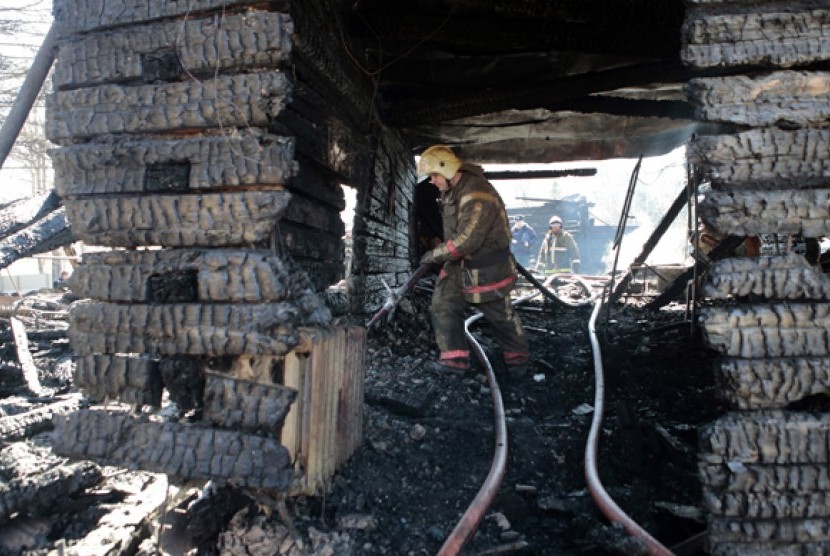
left=0, top=0, right=53, bottom=202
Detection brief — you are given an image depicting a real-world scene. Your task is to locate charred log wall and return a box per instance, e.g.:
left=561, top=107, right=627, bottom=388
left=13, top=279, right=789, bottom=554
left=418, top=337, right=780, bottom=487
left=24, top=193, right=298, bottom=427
left=683, top=1, right=830, bottom=553
left=47, top=0, right=383, bottom=491
left=284, top=0, right=416, bottom=310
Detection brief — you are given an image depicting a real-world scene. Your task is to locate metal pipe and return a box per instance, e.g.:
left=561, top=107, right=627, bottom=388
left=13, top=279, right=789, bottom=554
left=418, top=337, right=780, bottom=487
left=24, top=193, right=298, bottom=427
left=585, top=299, right=674, bottom=556
left=0, top=23, right=60, bottom=170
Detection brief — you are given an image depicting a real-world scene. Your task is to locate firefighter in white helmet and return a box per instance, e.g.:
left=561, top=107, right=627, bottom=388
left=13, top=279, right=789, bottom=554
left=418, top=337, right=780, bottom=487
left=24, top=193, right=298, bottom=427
left=535, top=215, right=581, bottom=274
left=417, top=145, right=529, bottom=378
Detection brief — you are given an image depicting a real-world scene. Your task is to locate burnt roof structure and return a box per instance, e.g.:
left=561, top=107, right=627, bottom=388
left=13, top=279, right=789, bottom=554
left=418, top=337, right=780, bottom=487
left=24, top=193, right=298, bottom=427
left=338, top=0, right=716, bottom=162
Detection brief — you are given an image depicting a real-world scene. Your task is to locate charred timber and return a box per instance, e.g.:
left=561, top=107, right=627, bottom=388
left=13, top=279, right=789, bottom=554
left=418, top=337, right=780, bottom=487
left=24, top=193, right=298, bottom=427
left=686, top=71, right=830, bottom=127
left=699, top=189, right=830, bottom=238
left=203, top=373, right=297, bottom=434
left=0, top=442, right=102, bottom=524
left=700, top=411, right=830, bottom=465
left=715, top=356, right=830, bottom=410
left=50, top=133, right=297, bottom=197
left=68, top=301, right=304, bottom=356
left=0, top=208, right=71, bottom=272
left=701, top=303, right=830, bottom=358
left=0, top=395, right=82, bottom=441
left=690, top=128, right=830, bottom=189
left=54, top=12, right=293, bottom=89
left=386, top=61, right=725, bottom=127
left=704, top=254, right=830, bottom=300
left=75, top=355, right=162, bottom=406
left=682, top=4, right=830, bottom=69
left=53, top=409, right=294, bottom=489
left=53, top=0, right=291, bottom=34
left=65, top=190, right=291, bottom=248
left=46, top=72, right=291, bottom=144
left=72, top=249, right=298, bottom=303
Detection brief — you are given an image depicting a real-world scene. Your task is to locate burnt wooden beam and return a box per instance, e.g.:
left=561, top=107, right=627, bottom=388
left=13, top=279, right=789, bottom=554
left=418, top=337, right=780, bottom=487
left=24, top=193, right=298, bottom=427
left=349, top=11, right=679, bottom=59
left=645, top=235, right=745, bottom=311
left=547, top=97, right=696, bottom=121
left=386, top=62, right=734, bottom=127
left=609, top=184, right=692, bottom=304
left=485, top=169, right=596, bottom=180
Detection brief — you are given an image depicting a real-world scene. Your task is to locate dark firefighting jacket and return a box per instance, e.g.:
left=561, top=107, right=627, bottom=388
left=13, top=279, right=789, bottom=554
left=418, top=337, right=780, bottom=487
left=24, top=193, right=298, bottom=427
left=420, top=163, right=516, bottom=303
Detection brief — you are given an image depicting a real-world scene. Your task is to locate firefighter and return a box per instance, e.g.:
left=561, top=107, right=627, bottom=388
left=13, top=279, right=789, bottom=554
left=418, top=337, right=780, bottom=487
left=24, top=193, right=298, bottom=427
left=510, top=215, right=537, bottom=268
left=536, top=215, right=581, bottom=274
left=417, top=145, right=530, bottom=377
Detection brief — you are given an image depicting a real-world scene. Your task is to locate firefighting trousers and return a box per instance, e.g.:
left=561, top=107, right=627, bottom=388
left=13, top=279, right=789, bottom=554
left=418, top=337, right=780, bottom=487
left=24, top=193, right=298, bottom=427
left=431, top=266, right=529, bottom=362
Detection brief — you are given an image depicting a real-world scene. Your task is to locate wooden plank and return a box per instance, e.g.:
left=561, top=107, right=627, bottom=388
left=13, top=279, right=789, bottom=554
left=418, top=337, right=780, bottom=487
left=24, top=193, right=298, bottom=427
left=9, top=317, right=41, bottom=394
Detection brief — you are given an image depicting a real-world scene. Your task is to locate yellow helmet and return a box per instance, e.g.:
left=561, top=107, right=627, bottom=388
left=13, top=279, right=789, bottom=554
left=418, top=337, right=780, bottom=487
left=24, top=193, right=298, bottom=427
left=417, top=145, right=462, bottom=180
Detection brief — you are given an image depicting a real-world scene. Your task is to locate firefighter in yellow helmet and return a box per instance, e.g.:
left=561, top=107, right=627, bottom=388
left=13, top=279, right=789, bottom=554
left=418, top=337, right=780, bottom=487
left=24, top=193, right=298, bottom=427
left=417, top=145, right=530, bottom=378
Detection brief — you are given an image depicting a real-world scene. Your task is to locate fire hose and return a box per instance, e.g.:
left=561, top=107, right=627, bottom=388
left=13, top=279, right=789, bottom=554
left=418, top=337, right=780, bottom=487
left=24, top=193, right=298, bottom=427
left=585, top=299, right=674, bottom=555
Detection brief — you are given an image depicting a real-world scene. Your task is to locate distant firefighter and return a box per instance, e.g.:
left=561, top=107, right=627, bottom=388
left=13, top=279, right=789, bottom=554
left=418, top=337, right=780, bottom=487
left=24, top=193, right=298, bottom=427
left=510, top=215, right=537, bottom=268
left=535, top=215, right=581, bottom=273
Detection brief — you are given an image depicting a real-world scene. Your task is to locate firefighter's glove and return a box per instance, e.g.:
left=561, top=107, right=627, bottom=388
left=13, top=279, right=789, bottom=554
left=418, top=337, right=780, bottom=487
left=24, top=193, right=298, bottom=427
left=571, top=260, right=581, bottom=273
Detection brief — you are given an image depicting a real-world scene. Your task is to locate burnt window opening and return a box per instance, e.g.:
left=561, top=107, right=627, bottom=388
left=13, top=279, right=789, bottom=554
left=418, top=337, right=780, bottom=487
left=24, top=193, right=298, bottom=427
left=325, top=185, right=357, bottom=308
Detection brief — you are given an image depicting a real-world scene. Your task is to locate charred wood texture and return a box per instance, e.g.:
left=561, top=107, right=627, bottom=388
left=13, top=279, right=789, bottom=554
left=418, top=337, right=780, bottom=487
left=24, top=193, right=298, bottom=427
left=53, top=12, right=293, bottom=89
left=0, top=193, right=59, bottom=238
left=75, top=355, right=162, bottom=406
left=686, top=3, right=830, bottom=551
left=48, top=0, right=375, bottom=497
left=69, top=301, right=301, bottom=356
left=700, top=411, right=830, bottom=466
left=52, top=409, right=294, bottom=489
left=203, top=373, right=297, bottom=434
left=704, top=254, right=830, bottom=300
left=160, top=357, right=206, bottom=411
left=65, top=190, right=291, bottom=248
left=50, top=133, right=296, bottom=197
left=0, top=208, right=71, bottom=272
left=72, top=249, right=293, bottom=303
left=53, top=0, right=290, bottom=34
left=0, top=395, right=82, bottom=441
left=46, top=72, right=291, bottom=143
left=0, top=442, right=102, bottom=524
left=716, top=357, right=830, bottom=410
left=691, top=128, right=830, bottom=189
left=686, top=71, right=830, bottom=127
left=701, top=303, right=830, bottom=358
left=699, top=189, right=830, bottom=238
left=682, top=4, right=830, bottom=69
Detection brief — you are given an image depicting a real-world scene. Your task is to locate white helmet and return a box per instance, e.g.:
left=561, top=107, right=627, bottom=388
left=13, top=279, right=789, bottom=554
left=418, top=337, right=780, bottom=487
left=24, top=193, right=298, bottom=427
left=417, top=145, right=462, bottom=180
left=549, top=215, right=563, bottom=226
